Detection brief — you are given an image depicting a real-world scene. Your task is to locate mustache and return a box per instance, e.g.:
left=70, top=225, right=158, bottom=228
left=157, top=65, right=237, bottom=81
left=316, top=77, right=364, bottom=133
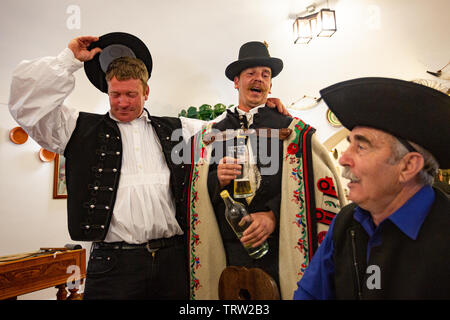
left=248, top=81, right=268, bottom=91
left=341, top=167, right=360, bottom=182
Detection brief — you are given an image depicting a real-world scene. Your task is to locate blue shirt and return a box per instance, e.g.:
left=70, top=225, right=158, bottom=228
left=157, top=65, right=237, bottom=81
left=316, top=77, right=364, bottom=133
left=293, top=185, right=436, bottom=300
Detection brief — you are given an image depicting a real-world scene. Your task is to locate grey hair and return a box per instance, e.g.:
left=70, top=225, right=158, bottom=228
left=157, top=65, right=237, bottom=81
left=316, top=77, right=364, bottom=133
left=388, top=137, right=439, bottom=186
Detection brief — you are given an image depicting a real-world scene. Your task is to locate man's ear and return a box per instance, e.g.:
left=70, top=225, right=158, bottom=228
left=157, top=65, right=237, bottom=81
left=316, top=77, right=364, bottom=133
left=234, top=76, right=240, bottom=90
left=144, top=84, right=150, bottom=100
left=399, top=152, right=424, bottom=183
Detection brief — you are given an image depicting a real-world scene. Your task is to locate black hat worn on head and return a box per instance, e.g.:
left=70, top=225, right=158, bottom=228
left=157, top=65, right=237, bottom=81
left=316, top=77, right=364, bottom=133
left=84, top=32, right=153, bottom=93
left=320, top=77, right=450, bottom=168
left=225, top=41, right=283, bottom=81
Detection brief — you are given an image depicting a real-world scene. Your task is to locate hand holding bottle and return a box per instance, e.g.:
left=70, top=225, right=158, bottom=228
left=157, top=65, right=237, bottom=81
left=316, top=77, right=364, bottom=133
left=240, top=211, right=276, bottom=248
left=220, top=190, right=269, bottom=259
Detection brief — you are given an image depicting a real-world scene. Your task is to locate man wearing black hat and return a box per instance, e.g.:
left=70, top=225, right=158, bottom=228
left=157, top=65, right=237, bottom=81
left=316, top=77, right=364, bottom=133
left=187, top=41, right=345, bottom=299
left=294, top=77, right=450, bottom=299
left=8, top=34, right=288, bottom=300
left=9, top=34, right=191, bottom=299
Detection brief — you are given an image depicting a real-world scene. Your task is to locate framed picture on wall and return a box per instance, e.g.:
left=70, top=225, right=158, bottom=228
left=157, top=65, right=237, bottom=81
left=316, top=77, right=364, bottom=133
left=53, top=154, right=67, bottom=199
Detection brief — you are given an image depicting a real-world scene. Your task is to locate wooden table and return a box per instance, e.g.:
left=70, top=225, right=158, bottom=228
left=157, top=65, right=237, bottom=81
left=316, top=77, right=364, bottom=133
left=0, top=249, right=86, bottom=300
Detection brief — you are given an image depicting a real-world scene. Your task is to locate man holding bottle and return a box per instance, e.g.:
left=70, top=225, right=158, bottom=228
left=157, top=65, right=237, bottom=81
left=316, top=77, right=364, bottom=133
left=186, top=41, right=345, bottom=299
left=8, top=33, right=289, bottom=300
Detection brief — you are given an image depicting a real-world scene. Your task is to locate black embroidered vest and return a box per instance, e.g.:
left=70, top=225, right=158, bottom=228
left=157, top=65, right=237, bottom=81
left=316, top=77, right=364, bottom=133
left=332, top=188, right=450, bottom=299
left=64, top=111, right=189, bottom=241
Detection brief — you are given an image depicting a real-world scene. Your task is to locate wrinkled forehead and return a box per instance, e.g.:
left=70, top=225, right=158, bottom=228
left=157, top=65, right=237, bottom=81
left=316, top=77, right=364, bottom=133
left=349, top=126, right=396, bottom=145
left=107, top=76, right=145, bottom=93
left=240, top=65, right=272, bottom=75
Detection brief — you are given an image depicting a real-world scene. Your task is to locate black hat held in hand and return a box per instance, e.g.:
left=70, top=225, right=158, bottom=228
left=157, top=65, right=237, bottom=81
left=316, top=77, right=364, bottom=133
left=84, top=32, right=153, bottom=93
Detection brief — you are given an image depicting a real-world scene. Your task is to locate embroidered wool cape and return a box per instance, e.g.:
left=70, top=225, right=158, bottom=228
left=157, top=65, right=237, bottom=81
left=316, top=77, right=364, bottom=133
left=187, top=117, right=346, bottom=299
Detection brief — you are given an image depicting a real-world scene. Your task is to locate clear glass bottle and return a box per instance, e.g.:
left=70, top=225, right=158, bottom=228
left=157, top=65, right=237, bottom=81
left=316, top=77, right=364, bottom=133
left=220, top=190, right=268, bottom=259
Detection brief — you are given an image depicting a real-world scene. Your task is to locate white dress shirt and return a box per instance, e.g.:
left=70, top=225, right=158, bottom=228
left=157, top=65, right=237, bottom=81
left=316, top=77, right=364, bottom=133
left=234, top=104, right=265, bottom=127
left=9, top=48, right=205, bottom=243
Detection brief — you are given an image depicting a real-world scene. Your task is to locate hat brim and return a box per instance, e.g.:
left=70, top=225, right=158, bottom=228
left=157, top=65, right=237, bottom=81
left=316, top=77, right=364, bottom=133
left=225, top=57, right=283, bottom=81
left=84, top=32, right=152, bottom=93
left=320, top=77, right=450, bottom=168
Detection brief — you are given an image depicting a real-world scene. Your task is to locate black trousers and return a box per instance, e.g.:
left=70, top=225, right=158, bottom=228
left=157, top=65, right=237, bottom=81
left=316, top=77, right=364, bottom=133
left=83, top=241, right=188, bottom=300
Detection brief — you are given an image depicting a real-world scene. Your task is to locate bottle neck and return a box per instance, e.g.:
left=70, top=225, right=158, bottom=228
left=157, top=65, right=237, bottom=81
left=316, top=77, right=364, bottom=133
left=222, top=195, right=235, bottom=208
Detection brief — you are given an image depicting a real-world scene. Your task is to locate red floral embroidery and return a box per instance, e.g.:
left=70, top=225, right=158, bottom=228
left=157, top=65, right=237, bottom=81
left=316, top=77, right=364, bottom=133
left=287, top=143, right=299, bottom=155
left=317, top=231, right=327, bottom=244
left=199, top=147, right=206, bottom=159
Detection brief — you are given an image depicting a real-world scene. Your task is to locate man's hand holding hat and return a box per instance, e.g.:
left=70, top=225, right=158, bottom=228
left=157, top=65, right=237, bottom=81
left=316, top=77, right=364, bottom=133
left=68, top=36, right=102, bottom=62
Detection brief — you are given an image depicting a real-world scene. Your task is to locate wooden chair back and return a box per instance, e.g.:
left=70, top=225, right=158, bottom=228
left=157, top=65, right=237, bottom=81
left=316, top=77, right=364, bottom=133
left=218, top=266, right=280, bottom=300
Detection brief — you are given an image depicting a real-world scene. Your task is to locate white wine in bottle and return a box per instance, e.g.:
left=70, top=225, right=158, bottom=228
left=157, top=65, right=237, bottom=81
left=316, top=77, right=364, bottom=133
left=220, top=190, right=268, bottom=259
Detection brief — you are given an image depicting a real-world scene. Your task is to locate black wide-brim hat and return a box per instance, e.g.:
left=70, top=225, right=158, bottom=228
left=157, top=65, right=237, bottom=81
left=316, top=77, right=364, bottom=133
left=225, top=41, right=283, bottom=81
left=320, top=77, right=450, bottom=168
left=84, top=32, right=152, bottom=93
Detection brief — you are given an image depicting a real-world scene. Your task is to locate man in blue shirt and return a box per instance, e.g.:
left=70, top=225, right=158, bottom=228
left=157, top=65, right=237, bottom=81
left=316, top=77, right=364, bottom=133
left=294, top=77, right=450, bottom=300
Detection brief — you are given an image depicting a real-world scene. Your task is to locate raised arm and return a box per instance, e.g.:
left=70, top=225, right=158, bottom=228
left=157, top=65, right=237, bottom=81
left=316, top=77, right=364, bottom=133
left=8, top=36, right=101, bottom=154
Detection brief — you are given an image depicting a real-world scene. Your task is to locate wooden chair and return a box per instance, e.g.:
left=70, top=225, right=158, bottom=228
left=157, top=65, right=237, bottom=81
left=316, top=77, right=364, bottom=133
left=218, top=266, right=280, bottom=300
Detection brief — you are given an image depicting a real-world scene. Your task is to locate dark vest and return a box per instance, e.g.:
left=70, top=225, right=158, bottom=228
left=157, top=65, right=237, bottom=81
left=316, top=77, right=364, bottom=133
left=64, top=111, right=189, bottom=241
left=206, top=106, right=299, bottom=285
left=332, top=188, right=450, bottom=299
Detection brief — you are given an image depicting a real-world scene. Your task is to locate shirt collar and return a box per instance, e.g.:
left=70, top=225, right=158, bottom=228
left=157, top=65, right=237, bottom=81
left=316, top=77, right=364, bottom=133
left=354, top=185, right=435, bottom=240
left=108, top=108, right=152, bottom=123
left=235, top=104, right=265, bottom=116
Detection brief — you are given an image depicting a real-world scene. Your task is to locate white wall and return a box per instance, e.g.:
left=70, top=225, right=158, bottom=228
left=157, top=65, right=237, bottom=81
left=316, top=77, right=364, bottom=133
left=1, top=0, right=449, bottom=299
